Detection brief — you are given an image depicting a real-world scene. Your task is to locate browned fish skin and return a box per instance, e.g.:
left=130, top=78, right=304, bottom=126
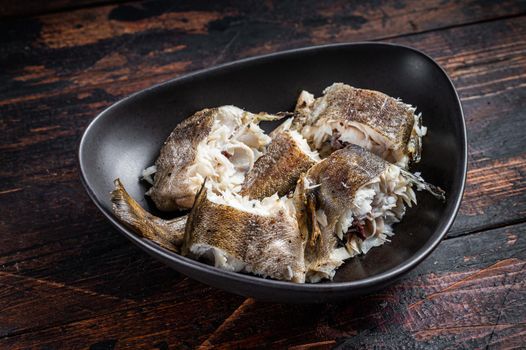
left=324, top=84, right=414, bottom=149
left=240, top=131, right=317, bottom=199
left=183, top=187, right=306, bottom=282
left=298, top=145, right=387, bottom=280
left=149, top=109, right=216, bottom=211
left=306, top=144, right=386, bottom=223
left=294, top=176, right=343, bottom=281
left=111, top=179, right=187, bottom=251
left=298, top=83, right=419, bottom=162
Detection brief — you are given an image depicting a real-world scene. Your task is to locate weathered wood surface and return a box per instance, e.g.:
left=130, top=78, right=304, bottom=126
left=0, top=0, right=128, bottom=18
left=1, top=0, right=525, bottom=348
left=1, top=223, right=524, bottom=348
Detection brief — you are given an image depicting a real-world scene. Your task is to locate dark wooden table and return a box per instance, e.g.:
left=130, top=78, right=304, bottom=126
left=1, top=1, right=525, bottom=348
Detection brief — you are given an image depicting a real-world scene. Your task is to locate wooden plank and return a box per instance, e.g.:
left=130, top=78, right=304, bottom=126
left=2, top=0, right=526, bottom=99
left=0, top=230, right=246, bottom=342
left=1, top=221, right=524, bottom=349
left=0, top=0, right=127, bottom=18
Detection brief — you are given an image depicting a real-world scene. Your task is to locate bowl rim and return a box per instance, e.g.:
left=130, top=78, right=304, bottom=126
left=78, top=41, right=467, bottom=293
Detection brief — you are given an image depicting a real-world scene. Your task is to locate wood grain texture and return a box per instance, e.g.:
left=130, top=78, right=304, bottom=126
left=1, top=223, right=524, bottom=349
left=0, top=0, right=128, bottom=18
left=1, top=0, right=526, bottom=348
left=389, top=18, right=526, bottom=235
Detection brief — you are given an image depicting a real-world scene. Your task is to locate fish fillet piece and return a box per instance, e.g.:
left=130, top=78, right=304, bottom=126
left=183, top=186, right=306, bottom=283
left=294, top=176, right=351, bottom=283
left=240, top=126, right=320, bottom=199
left=147, top=105, right=280, bottom=211
left=111, top=179, right=187, bottom=252
left=110, top=126, right=316, bottom=254
left=294, top=83, right=426, bottom=167
left=296, top=144, right=443, bottom=282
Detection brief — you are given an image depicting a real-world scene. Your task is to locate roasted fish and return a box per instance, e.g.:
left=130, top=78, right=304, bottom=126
left=183, top=186, right=306, bottom=282
left=295, top=83, right=426, bottom=167
left=146, top=106, right=279, bottom=211
left=111, top=179, right=187, bottom=252
left=240, top=127, right=320, bottom=199
left=297, top=144, right=444, bottom=282
left=111, top=121, right=317, bottom=256
left=109, top=84, right=443, bottom=284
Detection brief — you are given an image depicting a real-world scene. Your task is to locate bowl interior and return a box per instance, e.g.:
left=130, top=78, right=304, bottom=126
left=80, top=43, right=465, bottom=300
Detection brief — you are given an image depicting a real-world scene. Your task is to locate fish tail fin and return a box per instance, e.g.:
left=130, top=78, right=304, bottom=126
left=111, top=179, right=184, bottom=251
left=111, top=178, right=149, bottom=229
left=181, top=179, right=209, bottom=256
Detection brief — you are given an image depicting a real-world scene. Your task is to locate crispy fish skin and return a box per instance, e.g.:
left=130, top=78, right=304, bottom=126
left=183, top=187, right=306, bottom=283
left=149, top=109, right=216, bottom=211
left=240, top=131, right=318, bottom=199
left=111, top=179, right=187, bottom=252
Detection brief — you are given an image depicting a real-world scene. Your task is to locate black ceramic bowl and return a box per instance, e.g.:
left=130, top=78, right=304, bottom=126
left=79, top=42, right=466, bottom=303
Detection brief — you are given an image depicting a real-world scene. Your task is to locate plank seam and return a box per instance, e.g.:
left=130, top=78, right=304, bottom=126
left=372, top=12, right=526, bottom=42
left=446, top=217, right=526, bottom=241
left=0, top=0, right=136, bottom=20
left=0, top=219, right=525, bottom=341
